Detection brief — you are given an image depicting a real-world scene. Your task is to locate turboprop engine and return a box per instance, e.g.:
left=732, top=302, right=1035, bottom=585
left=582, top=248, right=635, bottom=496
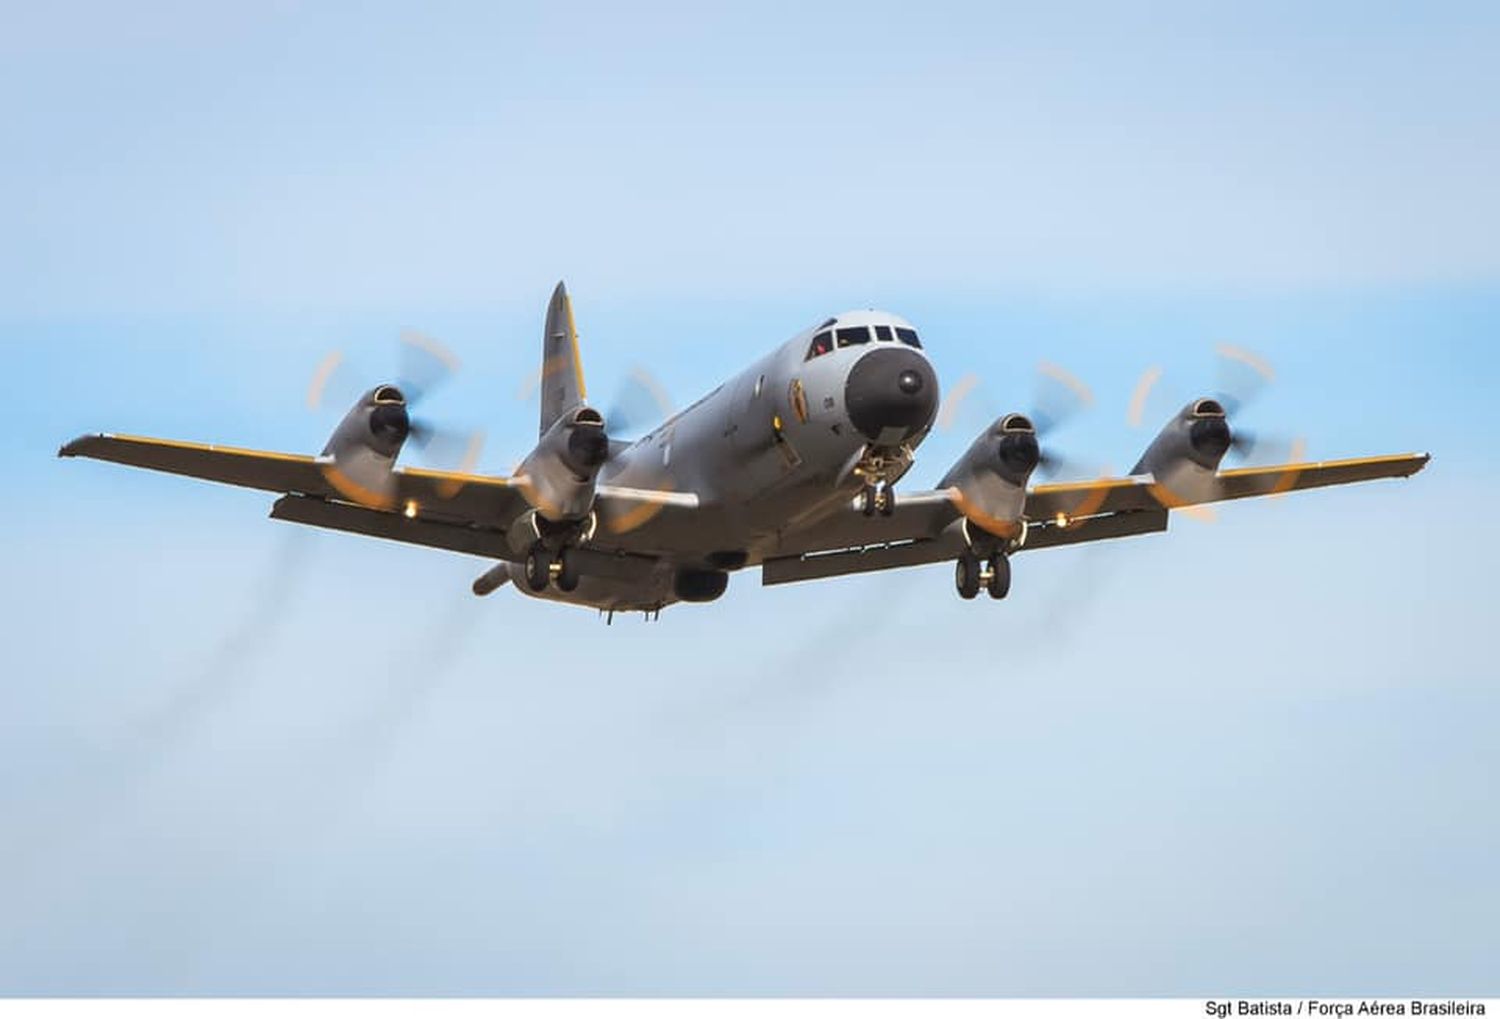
left=319, top=385, right=415, bottom=508
left=1131, top=398, right=1235, bottom=507
left=514, top=405, right=611, bottom=522
left=938, top=413, right=1042, bottom=539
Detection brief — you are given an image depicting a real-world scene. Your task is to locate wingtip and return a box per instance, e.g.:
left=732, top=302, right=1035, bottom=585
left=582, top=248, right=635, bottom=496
left=58, top=434, right=97, bottom=458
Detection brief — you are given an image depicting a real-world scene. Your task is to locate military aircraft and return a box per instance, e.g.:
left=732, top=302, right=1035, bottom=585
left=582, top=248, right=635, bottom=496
left=60, top=282, right=1429, bottom=619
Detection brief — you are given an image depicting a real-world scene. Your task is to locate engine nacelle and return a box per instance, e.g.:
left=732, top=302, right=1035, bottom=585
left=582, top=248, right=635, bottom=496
left=515, top=406, right=611, bottom=522
left=1132, top=398, right=1232, bottom=506
left=938, top=413, right=1040, bottom=539
left=319, top=385, right=412, bottom=507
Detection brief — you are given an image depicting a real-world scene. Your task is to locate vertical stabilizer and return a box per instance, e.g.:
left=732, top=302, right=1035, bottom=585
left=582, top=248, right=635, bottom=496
left=540, top=280, right=588, bottom=436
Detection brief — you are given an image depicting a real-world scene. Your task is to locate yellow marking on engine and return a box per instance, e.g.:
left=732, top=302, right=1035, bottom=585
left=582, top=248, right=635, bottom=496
left=320, top=463, right=395, bottom=509
left=1146, top=482, right=1190, bottom=510
left=950, top=488, right=1022, bottom=540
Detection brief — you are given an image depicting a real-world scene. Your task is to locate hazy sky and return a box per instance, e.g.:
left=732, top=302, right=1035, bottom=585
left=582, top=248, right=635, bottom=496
left=2, top=0, right=1497, bottom=997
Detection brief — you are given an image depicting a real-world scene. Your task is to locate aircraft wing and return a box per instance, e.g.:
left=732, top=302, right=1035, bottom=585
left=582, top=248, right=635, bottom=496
left=1023, top=452, right=1432, bottom=522
left=59, top=432, right=525, bottom=524
left=762, top=452, right=1429, bottom=585
left=59, top=432, right=698, bottom=561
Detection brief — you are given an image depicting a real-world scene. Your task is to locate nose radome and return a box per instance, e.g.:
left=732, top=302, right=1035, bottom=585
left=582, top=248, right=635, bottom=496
left=845, top=347, right=940, bottom=443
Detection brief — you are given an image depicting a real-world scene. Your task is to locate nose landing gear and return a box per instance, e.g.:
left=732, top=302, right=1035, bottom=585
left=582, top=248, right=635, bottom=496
left=853, top=444, right=914, bottom=518
left=955, top=551, right=1011, bottom=600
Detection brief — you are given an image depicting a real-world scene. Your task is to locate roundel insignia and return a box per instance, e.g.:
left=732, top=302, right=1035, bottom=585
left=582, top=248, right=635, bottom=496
left=789, top=378, right=809, bottom=424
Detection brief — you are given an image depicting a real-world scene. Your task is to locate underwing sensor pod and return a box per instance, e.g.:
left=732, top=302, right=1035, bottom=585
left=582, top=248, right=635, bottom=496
left=59, top=280, right=1430, bottom=619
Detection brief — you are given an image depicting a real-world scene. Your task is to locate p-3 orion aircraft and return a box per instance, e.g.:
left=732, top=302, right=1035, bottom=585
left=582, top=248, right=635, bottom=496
left=61, top=282, right=1429, bottom=619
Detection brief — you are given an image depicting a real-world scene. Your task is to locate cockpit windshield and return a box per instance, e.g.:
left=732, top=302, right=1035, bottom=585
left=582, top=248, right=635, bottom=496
left=806, top=321, right=923, bottom=360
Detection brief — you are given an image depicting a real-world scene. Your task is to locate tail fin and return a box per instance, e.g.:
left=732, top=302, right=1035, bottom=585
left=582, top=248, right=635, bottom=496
left=540, top=280, right=588, bottom=436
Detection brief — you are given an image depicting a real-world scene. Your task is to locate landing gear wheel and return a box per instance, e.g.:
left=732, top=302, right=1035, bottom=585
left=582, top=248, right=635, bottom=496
left=555, top=547, right=581, bottom=593
left=955, top=553, right=982, bottom=600
left=860, top=485, right=878, bottom=517
left=878, top=485, right=896, bottom=517
left=524, top=543, right=552, bottom=592
left=986, top=553, right=1011, bottom=600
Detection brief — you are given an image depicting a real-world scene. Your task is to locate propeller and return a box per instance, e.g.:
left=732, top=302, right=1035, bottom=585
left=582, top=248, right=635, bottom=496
left=516, top=362, right=675, bottom=441
left=306, top=331, right=486, bottom=504
left=1128, top=344, right=1308, bottom=522
left=1129, top=343, right=1303, bottom=467
left=940, top=361, right=1103, bottom=481
left=604, top=365, right=676, bottom=438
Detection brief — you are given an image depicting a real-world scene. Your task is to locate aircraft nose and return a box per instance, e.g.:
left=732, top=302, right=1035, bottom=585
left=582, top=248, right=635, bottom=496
left=845, top=347, right=940, bottom=443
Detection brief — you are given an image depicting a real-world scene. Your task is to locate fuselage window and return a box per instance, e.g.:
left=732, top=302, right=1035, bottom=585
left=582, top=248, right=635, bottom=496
left=873, top=325, right=894, bottom=342
left=807, top=332, right=834, bottom=359
left=894, top=327, right=922, bottom=349
left=836, top=327, right=871, bottom=347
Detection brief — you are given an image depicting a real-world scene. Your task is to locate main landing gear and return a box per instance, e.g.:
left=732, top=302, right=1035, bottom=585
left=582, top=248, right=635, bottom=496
left=955, top=551, right=1011, bottom=601
left=521, top=512, right=598, bottom=593
left=859, top=483, right=897, bottom=517
left=524, top=542, right=583, bottom=593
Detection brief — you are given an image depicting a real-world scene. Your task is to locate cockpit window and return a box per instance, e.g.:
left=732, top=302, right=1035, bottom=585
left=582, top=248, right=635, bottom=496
left=874, top=325, right=894, bottom=342
left=894, top=327, right=922, bottom=349
left=807, top=331, right=834, bottom=359
left=836, top=327, right=871, bottom=347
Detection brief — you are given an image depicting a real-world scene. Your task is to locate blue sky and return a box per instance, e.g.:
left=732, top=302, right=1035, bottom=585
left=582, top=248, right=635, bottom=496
left=2, top=0, right=1498, bottom=996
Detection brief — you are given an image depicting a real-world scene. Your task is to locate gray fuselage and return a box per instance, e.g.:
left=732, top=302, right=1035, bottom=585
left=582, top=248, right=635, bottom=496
left=510, top=310, right=939, bottom=612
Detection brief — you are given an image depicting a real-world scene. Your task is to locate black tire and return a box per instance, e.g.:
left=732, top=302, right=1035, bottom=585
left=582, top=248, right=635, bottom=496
left=524, top=544, right=552, bottom=592
left=955, top=554, right=981, bottom=600
left=987, top=553, right=1011, bottom=600
left=879, top=487, right=896, bottom=516
left=555, top=547, right=581, bottom=592
left=860, top=485, right=877, bottom=517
